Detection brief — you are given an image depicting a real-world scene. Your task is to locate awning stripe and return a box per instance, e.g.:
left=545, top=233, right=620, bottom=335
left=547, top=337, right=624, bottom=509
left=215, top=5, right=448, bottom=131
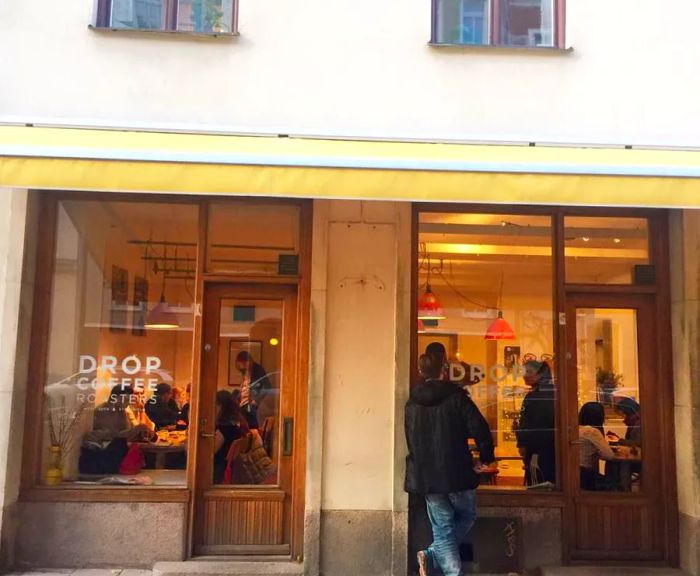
left=2, top=125, right=700, bottom=208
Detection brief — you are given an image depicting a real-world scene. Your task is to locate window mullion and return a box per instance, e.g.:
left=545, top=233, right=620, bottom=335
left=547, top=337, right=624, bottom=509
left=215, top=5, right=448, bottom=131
left=166, top=0, right=179, bottom=31
left=490, top=0, right=501, bottom=45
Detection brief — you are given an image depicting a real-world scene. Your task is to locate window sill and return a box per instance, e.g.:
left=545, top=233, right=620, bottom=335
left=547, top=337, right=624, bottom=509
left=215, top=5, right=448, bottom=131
left=89, top=24, right=239, bottom=39
left=21, top=485, right=190, bottom=503
left=428, top=42, right=573, bottom=54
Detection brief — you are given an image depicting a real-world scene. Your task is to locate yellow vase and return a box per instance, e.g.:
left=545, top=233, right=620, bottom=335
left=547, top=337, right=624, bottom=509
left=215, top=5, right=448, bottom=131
left=45, top=445, right=63, bottom=485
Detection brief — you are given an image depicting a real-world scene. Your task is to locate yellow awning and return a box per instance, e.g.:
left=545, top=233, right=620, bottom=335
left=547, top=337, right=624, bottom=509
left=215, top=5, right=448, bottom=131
left=1, top=125, right=700, bottom=207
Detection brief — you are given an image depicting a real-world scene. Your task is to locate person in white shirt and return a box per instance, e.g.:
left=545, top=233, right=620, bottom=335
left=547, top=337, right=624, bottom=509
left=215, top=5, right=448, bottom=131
left=578, top=402, right=615, bottom=491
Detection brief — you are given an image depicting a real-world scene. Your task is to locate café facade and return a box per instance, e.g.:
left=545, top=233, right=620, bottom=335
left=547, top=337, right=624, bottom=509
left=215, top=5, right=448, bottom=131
left=1, top=124, right=699, bottom=575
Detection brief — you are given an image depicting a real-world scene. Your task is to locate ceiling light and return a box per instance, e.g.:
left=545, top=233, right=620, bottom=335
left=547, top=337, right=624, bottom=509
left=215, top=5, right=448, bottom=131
left=582, top=237, right=590, bottom=242
left=614, top=238, right=621, bottom=244
left=417, top=283, right=446, bottom=320
left=145, top=294, right=180, bottom=330
left=485, top=310, right=516, bottom=340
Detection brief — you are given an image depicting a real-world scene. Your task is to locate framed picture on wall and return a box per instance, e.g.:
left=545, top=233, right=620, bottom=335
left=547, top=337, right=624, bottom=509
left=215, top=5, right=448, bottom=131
left=228, top=339, right=263, bottom=387
left=132, top=276, right=149, bottom=336
left=110, top=265, right=128, bottom=332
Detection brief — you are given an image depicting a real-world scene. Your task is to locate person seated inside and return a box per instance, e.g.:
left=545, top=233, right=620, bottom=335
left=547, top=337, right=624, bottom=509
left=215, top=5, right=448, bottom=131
left=608, top=397, right=642, bottom=447
left=146, top=383, right=180, bottom=431
left=80, top=385, right=154, bottom=475
left=214, top=390, right=248, bottom=484
left=578, top=402, right=615, bottom=490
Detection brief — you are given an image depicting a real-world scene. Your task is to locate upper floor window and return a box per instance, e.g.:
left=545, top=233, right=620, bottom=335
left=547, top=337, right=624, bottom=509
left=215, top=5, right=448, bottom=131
left=432, top=0, right=564, bottom=48
left=95, top=0, right=238, bottom=35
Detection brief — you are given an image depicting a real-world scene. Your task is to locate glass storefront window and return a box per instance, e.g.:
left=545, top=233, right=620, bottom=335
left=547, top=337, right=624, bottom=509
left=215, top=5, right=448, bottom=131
left=565, top=216, right=650, bottom=285
left=42, top=200, right=198, bottom=487
left=417, top=212, right=557, bottom=490
left=212, top=299, right=282, bottom=485
left=206, top=202, right=301, bottom=276
left=575, top=308, right=642, bottom=492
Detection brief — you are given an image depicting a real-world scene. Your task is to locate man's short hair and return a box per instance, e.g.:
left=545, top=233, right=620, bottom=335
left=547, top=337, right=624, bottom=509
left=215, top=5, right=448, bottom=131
left=425, top=342, right=447, bottom=362
left=236, top=351, right=251, bottom=363
left=419, top=353, right=443, bottom=379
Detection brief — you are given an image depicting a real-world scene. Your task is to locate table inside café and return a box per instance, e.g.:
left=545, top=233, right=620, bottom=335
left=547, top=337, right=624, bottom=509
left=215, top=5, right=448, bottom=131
left=139, top=430, right=188, bottom=469
left=605, top=444, right=642, bottom=492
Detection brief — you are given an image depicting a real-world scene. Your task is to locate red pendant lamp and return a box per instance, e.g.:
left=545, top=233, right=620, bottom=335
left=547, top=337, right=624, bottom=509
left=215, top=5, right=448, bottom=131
left=417, top=282, right=446, bottom=320
left=484, top=272, right=515, bottom=340
left=485, top=310, right=516, bottom=340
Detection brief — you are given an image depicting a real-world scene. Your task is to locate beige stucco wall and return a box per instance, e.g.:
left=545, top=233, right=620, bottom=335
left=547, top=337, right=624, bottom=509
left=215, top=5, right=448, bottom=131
left=0, top=188, right=33, bottom=567
left=310, top=200, right=409, bottom=576
left=1, top=1, right=700, bottom=147
left=670, top=210, right=700, bottom=575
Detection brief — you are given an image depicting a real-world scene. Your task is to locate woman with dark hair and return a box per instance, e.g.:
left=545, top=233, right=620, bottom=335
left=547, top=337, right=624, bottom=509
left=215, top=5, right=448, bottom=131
left=80, top=385, right=154, bottom=474
left=578, top=402, right=614, bottom=490
left=516, top=360, right=556, bottom=485
left=214, top=390, right=247, bottom=483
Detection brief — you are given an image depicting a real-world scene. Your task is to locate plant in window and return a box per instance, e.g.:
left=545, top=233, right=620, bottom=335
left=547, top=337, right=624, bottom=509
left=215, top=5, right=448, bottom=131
left=596, top=368, right=623, bottom=406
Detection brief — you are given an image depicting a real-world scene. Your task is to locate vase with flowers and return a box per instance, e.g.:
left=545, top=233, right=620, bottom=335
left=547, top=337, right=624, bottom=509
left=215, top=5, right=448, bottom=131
left=45, top=395, right=88, bottom=485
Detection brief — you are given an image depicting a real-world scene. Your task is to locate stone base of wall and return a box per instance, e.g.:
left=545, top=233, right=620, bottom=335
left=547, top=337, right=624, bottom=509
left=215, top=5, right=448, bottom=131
left=15, top=501, right=187, bottom=568
left=680, top=512, right=700, bottom=576
left=320, top=510, right=392, bottom=576
left=479, top=506, right=562, bottom=570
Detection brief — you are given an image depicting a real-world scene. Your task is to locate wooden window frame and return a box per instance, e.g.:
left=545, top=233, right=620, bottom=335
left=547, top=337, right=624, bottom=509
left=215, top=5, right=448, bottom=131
left=430, top=0, right=566, bottom=49
left=94, top=0, right=239, bottom=36
left=20, top=192, right=311, bottom=506
left=411, top=204, right=672, bottom=503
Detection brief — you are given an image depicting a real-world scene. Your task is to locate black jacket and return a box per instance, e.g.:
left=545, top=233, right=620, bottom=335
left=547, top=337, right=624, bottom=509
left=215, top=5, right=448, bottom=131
left=404, top=379, right=494, bottom=495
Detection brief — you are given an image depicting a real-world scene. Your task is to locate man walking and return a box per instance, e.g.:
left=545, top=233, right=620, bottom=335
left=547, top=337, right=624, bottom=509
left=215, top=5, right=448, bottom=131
left=405, top=353, right=495, bottom=576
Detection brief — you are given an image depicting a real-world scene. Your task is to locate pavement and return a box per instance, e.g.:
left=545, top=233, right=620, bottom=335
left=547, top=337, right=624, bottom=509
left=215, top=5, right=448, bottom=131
left=2, top=568, right=691, bottom=576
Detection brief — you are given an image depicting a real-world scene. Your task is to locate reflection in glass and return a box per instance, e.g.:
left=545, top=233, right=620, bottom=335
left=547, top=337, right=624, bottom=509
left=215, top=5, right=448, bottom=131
left=565, top=217, right=650, bottom=284
left=576, top=308, right=642, bottom=492
left=110, top=0, right=166, bottom=30
left=434, top=0, right=489, bottom=45
left=43, top=201, right=197, bottom=486
left=213, top=299, right=281, bottom=485
left=177, top=0, right=235, bottom=33
left=417, top=212, right=556, bottom=490
left=500, top=0, right=554, bottom=47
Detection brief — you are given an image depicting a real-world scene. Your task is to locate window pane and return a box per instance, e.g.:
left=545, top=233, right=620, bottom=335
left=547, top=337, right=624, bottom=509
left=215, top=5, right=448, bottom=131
left=213, top=299, right=282, bottom=485
left=500, top=0, right=554, bottom=47
left=177, top=0, right=235, bottom=33
left=417, top=213, right=557, bottom=490
left=565, top=217, right=650, bottom=285
left=206, top=202, right=301, bottom=276
left=576, top=309, right=643, bottom=492
left=110, top=0, right=167, bottom=30
left=434, top=0, right=489, bottom=45
left=43, top=200, right=197, bottom=487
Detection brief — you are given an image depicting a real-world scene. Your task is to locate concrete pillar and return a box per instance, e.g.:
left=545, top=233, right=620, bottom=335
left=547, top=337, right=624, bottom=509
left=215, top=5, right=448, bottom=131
left=312, top=200, right=403, bottom=576
left=669, top=209, right=700, bottom=575
left=0, top=188, right=34, bottom=568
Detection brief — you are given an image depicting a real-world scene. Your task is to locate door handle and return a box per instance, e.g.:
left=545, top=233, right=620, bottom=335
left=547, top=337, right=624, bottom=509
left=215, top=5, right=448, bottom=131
left=283, top=417, right=294, bottom=456
left=200, top=432, right=215, bottom=438
left=569, top=440, right=583, bottom=445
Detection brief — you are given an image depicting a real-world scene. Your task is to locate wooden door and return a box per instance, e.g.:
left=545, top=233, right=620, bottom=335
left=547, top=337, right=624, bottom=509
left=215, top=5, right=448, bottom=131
left=564, top=293, right=668, bottom=561
left=193, top=283, right=299, bottom=556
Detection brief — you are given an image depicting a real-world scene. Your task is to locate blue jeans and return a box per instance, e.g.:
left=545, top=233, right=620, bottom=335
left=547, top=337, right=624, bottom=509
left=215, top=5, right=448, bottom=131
left=424, top=490, right=477, bottom=576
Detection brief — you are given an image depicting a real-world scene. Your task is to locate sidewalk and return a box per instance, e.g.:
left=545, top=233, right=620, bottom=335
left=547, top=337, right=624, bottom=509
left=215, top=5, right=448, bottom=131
left=3, top=568, right=690, bottom=576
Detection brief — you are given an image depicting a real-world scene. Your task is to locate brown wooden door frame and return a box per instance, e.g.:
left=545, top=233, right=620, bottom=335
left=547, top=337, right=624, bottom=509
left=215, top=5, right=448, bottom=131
left=191, top=281, right=303, bottom=557
left=563, top=292, right=669, bottom=562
